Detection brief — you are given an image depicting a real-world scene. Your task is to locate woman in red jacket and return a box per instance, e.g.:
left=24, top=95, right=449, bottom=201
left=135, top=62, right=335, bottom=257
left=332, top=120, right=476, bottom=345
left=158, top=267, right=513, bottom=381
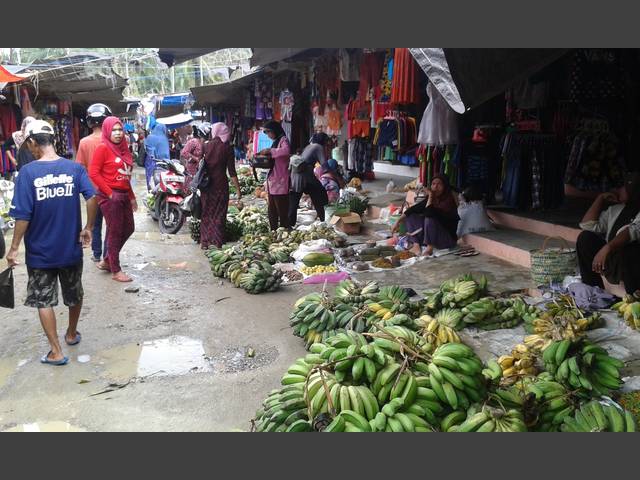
left=89, top=117, right=137, bottom=282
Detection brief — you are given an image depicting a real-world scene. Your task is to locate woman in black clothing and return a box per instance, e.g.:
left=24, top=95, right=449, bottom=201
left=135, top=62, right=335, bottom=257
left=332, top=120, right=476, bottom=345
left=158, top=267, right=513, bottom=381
left=288, top=133, right=329, bottom=226
left=392, top=174, right=459, bottom=256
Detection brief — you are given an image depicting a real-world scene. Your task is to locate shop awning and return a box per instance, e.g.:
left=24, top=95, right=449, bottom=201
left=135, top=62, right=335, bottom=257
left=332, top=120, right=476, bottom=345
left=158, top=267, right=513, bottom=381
left=157, top=48, right=313, bottom=68
left=156, top=112, right=194, bottom=129
left=0, top=65, right=27, bottom=84
left=191, top=69, right=262, bottom=107
left=249, top=48, right=311, bottom=67
left=23, top=53, right=128, bottom=104
left=157, top=48, right=225, bottom=67
left=409, top=48, right=569, bottom=113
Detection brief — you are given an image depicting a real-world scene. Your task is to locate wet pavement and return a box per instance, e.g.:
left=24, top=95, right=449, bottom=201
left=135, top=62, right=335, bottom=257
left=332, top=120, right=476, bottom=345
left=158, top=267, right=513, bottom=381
left=0, top=168, right=540, bottom=432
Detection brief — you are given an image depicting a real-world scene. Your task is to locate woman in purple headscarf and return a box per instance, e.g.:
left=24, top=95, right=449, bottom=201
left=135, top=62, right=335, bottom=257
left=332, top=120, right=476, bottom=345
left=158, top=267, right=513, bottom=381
left=199, top=122, right=242, bottom=249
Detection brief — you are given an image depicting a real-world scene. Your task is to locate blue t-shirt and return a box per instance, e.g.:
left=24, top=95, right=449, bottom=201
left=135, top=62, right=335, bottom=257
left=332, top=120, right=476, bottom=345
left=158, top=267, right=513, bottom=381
left=10, top=158, right=95, bottom=269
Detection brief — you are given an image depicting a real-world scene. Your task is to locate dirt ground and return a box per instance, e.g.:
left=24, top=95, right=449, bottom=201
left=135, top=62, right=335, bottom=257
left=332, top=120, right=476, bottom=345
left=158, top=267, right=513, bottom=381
left=0, top=171, right=537, bottom=432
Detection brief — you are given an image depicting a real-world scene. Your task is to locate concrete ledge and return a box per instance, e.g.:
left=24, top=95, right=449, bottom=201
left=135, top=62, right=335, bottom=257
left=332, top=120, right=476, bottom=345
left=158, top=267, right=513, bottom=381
left=487, top=209, right=580, bottom=244
left=462, top=233, right=532, bottom=269
left=373, top=162, right=419, bottom=179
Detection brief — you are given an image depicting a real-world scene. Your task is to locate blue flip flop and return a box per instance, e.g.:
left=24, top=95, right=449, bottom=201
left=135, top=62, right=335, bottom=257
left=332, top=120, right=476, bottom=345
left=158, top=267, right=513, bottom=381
left=40, top=352, right=69, bottom=366
left=65, top=331, right=81, bottom=346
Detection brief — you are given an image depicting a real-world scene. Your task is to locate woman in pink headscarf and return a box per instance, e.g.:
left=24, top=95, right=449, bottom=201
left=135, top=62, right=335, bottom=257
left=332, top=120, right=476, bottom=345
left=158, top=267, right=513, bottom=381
left=200, top=122, right=242, bottom=249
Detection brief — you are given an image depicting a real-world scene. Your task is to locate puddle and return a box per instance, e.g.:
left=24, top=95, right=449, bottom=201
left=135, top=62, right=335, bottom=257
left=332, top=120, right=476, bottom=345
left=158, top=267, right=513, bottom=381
left=97, top=336, right=212, bottom=382
left=3, top=422, right=85, bottom=432
left=209, top=346, right=278, bottom=373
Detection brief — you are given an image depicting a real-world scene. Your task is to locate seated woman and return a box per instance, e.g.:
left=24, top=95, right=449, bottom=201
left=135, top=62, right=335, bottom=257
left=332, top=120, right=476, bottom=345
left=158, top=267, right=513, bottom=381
left=577, top=172, right=640, bottom=294
left=314, top=159, right=345, bottom=204
left=391, top=174, right=459, bottom=256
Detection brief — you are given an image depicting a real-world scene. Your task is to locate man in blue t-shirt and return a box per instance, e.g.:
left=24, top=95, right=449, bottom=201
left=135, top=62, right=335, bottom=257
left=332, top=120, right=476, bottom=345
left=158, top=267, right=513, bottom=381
left=6, top=120, right=98, bottom=366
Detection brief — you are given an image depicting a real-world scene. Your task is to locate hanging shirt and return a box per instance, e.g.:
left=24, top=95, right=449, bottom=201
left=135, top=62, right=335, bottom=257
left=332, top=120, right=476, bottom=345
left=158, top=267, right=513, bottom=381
left=10, top=158, right=95, bottom=268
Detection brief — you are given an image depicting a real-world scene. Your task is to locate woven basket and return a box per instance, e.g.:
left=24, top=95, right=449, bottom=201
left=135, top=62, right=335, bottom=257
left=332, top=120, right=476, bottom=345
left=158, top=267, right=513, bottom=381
left=530, top=236, right=577, bottom=286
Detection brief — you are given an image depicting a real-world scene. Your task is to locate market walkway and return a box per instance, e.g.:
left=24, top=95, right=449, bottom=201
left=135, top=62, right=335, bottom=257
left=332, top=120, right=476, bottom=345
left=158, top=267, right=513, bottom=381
left=0, top=168, right=534, bottom=432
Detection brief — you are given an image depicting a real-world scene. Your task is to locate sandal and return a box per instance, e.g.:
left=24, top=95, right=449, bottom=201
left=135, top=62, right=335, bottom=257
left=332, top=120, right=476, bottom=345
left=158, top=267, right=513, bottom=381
left=96, top=261, right=111, bottom=272
left=40, top=351, right=69, bottom=366
left=112, top=272, right=133, bottom=283
left=65, top=331, right=81, bottom=346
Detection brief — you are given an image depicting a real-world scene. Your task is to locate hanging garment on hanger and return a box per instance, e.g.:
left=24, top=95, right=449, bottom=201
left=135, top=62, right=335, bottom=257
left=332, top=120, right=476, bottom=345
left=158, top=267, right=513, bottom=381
left=418, top=83, right=459, bottom=146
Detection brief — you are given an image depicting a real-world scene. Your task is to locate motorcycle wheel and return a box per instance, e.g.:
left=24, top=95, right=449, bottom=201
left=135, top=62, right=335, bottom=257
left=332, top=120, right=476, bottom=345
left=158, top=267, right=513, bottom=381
left=158, top=199, right=185, bottom=234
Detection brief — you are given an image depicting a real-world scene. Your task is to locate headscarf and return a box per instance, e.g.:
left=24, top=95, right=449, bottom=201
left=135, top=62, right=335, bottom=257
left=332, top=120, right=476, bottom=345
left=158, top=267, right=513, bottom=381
left=12, top=116, right=36, bottom=149
left=211, top=122, right=230, bottom=143
left=311, top=132, right=329, bottom=146
left=430, top=174, right=457, bottom=213
left=263, top=120, right=286, bottom=148
left=101, top=116, right=132, bottom=165
left=144, top=123, right=170, bottom=160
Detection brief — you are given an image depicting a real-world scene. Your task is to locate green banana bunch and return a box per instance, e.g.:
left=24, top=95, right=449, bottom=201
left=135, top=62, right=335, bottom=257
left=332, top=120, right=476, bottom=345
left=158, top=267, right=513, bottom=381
left=239, top=261, right=283, bottom=294
left=254, top=359, right=314, bottom=432
left=427, top=343, right=487, bottom=411
left=543, top=339, right=624, bottom=396
left=334, top=280, right=380, bottom=307
left=561, top=400, right=636, bottom=432
left=454, top=405, right=527, bottom=432
left=189, top=218, right=201, bottom=243
left=525, top=378, right=577, bottom=432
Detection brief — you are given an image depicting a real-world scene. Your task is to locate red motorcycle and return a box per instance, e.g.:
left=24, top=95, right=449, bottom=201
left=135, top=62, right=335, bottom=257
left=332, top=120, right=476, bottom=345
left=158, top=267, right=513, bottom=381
left=149, top=159, right=187, bottom=234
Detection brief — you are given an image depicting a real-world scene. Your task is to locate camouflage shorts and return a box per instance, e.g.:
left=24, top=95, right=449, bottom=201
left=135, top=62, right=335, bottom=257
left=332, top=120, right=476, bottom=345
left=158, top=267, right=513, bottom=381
left=25, top=262, right=84, bottom=308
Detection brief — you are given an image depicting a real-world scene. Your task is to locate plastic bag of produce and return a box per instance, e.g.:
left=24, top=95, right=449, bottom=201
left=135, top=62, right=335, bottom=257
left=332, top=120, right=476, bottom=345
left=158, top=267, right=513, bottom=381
left=292, top=239, right=333, bottom=262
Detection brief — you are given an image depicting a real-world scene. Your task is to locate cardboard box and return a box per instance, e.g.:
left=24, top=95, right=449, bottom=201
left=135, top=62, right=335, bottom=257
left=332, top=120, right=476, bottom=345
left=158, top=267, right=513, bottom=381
left=330, top=212, right=362, bottom=235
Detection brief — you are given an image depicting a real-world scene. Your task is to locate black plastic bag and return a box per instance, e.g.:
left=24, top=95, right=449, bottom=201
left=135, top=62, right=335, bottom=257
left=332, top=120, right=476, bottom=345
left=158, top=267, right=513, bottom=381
left=0, top=267, right=14, bottom=309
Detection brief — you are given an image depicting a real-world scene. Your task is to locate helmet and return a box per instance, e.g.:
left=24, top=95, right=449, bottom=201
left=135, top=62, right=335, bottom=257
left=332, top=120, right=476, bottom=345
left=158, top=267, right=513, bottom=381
left=194, top=122, right=212, bottom=138
left=86, top=103, right=112, bottom=127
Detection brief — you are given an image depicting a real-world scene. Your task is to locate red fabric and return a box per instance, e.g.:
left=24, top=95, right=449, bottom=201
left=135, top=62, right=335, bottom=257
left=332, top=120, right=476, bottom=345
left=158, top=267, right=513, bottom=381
left=99, top=191, right=135, bottom=273
left=101, top=117, right=132, bottom=165
left=358, top=52, right=384, bottom=107
left=0, top=65, right=24, bottom=83
left=89, top=143, right=135, bottom=199
left=391, top=48, right=419, bottom=105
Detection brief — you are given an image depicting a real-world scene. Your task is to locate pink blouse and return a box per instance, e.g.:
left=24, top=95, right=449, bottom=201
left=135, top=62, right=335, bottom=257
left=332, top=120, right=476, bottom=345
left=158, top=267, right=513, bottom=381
left=266, top=136, right=291, bottom=195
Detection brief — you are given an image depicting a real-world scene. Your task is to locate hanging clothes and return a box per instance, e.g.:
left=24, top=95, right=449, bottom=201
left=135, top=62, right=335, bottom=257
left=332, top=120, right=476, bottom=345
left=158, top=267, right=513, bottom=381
left=418, top=83, right=459, bottom=146
left=390, top=48, right=419, bottom=105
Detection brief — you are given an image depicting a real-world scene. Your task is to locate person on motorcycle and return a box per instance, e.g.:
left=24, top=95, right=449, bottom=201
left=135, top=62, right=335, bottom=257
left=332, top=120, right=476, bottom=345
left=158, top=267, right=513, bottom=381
left=77, top=103, right=112, bottom=263
left=181, top=122, right=210, bottom=191
left=144, top=123, right=170, bottom=191
left=89, top=117, right=137, bottom=283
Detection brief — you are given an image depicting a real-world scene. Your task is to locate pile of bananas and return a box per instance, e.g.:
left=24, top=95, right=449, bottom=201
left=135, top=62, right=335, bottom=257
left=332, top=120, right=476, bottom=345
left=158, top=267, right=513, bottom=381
left=239, top=261, right=283, bottom=294
left=189, top=218, right=201, bottom=243
left=561, top=400, right=636, bottom=432
left=425, top=274, right=488, bottom=311
left=525, top=295, right=603, bottom=335
left=543, top=339, right=624, bottom=396
left=301, top=265, right=338, bottom=276
left=334, top=280, right=380, bottom=308
left=524, top=375, right=578, bottom=431
left=426, top=343, right=488, bottom=411
left=461, top=296, right=536, bottom=330
left=236, top=206, right=271, bottom=235
left=497, top=343, right=539, bottom=386
left=449, top=404, right=527, bottom=432
left=414, top=311, right=462, bottom=349
left=612, top=293, right=640, bottom=330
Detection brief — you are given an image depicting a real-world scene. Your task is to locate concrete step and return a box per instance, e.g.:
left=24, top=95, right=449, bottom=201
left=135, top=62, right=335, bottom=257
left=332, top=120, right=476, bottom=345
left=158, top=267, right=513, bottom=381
left=462, top=227, right=576, bottom=269
left=487, top=208, right=583, bottom=244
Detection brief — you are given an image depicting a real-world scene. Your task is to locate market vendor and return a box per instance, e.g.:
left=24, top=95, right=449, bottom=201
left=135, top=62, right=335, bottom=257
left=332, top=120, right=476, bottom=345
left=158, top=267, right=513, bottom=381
left=289, top=133, right=329, bottom=226
left=577, top=172, right=640, bottom=294
left=258, top=120, right=291, bottom=230
left=391, top=174, right=460, bottom=256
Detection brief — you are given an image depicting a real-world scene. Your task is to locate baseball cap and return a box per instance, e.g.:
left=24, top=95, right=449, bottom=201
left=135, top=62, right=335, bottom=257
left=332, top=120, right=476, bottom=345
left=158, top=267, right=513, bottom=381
left=26, top=120, right=55, bottom=137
